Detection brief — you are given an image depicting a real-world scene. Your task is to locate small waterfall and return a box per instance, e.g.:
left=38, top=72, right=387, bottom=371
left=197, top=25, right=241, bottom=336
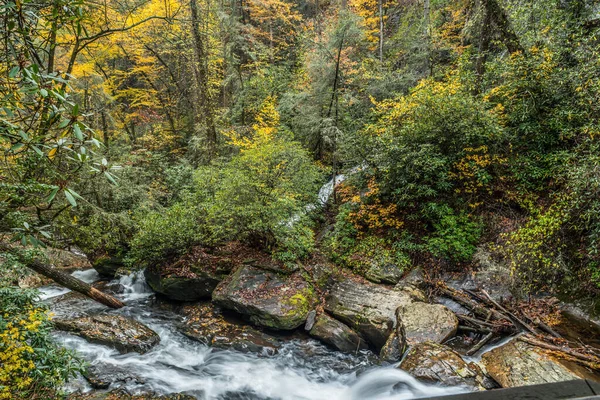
left=117, top=270, right=153, bottom=301
left=72, top=269, right=100, bottom=283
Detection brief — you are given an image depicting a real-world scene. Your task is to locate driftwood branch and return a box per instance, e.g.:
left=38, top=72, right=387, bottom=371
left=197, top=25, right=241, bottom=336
left=466, top=332, right=494, bottom=356
left=519, top=335, right=600, bottom=367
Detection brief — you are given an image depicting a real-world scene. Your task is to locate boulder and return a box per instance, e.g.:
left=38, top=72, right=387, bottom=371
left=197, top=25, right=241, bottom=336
left=145, top=249, right=234, bottom=301
left=178, top=303, right=280, bottom=354
left=324, top=280, right=413, bottom=349
left=54, top=315, right=160, bottom=354
left=481, top=339, right=588, bottom=388
left=307, top=313, right=368, bottom=353
left=83, top=364, right=144, bottom=389
left=213, top=266, right=316, bottom=330
left=324, top=280, right=455, bottom=350
left=92, top=254, right=125, bottom=278
left=400, top=342, right=495, bottom=390
left=365, top=263, right=404, bottom=284
left=399, top=302, right=458, bottom=345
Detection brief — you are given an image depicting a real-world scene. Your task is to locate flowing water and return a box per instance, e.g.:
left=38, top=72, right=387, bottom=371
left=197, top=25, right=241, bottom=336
left=40, top=270, right=466, bottom=400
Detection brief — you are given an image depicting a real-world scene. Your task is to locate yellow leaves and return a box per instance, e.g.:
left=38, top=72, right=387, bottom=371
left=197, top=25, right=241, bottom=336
left=0, top=307, right=46, bottom=398
left=226, top=96, right=280, bottom=151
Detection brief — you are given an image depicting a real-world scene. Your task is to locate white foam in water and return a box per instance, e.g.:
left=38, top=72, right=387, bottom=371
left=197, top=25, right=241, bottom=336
left=53, top=272, right=466, bottom=400
left=72, top=269, right=101, bottom=283
left=38, top=268, right=101, bottom=300
left=38, top=285, right=70, bottom=300
left=46, top=244, right=464, bottom=399
left=117, top=270, right=153, bottom=301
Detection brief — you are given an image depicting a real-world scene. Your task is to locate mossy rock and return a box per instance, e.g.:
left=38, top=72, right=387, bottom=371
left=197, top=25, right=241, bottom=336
left=92, top=254, right=125, bottom=278
left=212, top=265, right=317, bottom=330
left=54, top=314, right=160, bottom=354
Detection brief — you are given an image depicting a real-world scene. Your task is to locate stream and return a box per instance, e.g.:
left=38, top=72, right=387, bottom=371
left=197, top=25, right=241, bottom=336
left=39, top=271, right=467, bottom=400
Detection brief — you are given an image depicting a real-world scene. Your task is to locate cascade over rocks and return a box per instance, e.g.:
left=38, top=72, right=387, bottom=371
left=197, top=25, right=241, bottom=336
left=324, top=279, right=458, bottom=350
left=178, top=302, right=280, bottom=354
left=307, top=313, right=368, bottom=353
left=54, top=315, right=160, bottom=354
left=399, top=342, right=496, bottom=390
left=213, top=265, right=316, bottom=330
left=481, top=339, right=589, bottom=387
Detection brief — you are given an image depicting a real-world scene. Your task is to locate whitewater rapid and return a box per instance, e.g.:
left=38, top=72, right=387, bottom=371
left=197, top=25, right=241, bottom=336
left=40, top=270, right=465, bottom=399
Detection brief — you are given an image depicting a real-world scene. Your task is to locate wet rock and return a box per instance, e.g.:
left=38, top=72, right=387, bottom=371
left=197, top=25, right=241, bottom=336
left=395, top=267, right=425, bottom=290
left=145, top=248, right=235, bottom=301
left=365, top=263, right=404, bottom=284
left=54, top=314, right=160, bottom=354
left=400, top=342, right=495, bottom=390
left=324, top=280, right=413, bottom=349
left=68, top=390, right=196, bottom=400
left=304, top=310, right=317, bottom=331
left=380, top=307, right=407, bottom=362
left=213, top=266, right=316, bottom=330
left=307, top=313, right=368, bottom=353
left=47, top=290, right=106, bottom=319
left=481, top=339, right=587, bottom=387
left=92, top=254, right=126, bottom=278
left=324, top=280, right=454, bottom=350
left=380, top=331, right=405, bottom=362
left=84, top=363, right=145, bottom=389
left=178, top=303, right=280, bottom=354
left=399, top=302, right=458, bottom=345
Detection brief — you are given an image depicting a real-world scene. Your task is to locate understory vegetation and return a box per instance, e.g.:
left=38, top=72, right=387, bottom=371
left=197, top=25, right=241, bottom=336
left=1, top=0, right=600, bottom=395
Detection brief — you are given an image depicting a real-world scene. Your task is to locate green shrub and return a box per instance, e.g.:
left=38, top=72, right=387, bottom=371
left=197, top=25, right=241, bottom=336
left=424, top=203, right=482, bottom=263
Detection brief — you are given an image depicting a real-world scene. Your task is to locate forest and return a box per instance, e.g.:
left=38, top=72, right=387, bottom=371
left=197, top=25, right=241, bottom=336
left=1, top=0, right=600, bottom=398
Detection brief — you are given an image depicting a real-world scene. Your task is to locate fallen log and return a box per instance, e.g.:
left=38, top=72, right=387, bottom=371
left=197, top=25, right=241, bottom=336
left=1, top=243, right=125, bottom=309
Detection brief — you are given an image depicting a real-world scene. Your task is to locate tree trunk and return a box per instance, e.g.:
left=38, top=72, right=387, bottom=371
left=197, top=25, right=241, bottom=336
left=378, top=0, right=384, bottom=62
left=28, top=258, right=125, bottom=309
left=423, top=0, right=431, bottom=75
left=190, top=0, right=218, bottom=158
left=0, top=244, right=125, bottom=309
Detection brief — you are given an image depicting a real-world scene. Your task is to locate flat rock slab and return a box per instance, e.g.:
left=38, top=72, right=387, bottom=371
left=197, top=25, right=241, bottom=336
left=324, top=280, right=457, bottom=350
left=308, top=313, right=368, bottom=353
left=481, top=339, right=588, bottom=388
left=178, top=303, right=280, bottom=354
left=400, top=302, right=458, bottom=344
left=213, top=266, right=316, bottom=330
left=400, top=342, right=495, bottom=390
left=54, top=314, right=160, bottom=354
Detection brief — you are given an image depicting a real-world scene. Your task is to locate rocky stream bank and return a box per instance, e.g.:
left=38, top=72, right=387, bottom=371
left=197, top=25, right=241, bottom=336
left=35, top=244, right=600, bottom=399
